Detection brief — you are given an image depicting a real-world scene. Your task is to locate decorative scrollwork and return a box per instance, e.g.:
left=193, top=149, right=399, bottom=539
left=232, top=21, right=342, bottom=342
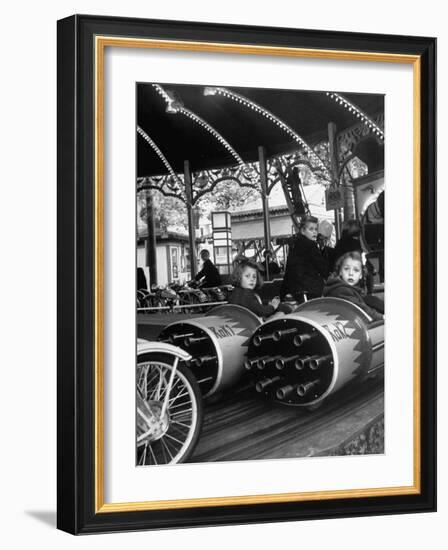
left=136, top=140, right=331, bottom=225
left=192, top=163, right=260, bottom=203
left=137, top=161, right=260, bottom=206
left=136, top=177, right=187, bottom=203
left=326, top=92, right=384, bottom=141
left=337, top=113, right=384, bottom=162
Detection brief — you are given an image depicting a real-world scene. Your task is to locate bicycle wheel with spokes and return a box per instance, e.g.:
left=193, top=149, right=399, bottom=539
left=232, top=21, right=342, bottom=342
left=136, top=353, right=203, bottom=465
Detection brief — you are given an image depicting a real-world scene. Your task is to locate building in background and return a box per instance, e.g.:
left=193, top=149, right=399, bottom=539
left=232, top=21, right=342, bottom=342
left=230, top=183, right=335, bottom=264
left=137, top=230, right=192, bottom=287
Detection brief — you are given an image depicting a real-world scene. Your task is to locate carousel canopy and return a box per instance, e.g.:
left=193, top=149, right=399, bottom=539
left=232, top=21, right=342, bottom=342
left=137, top=83, right=384, bottom=178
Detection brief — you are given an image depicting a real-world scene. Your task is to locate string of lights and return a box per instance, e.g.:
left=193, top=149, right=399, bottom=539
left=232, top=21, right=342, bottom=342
left=151, top=84, right=173, bottom=105
left=152, top=84, right=245, bottom=167
left=136, top=125, right=183, bottom=188
left=326, top=92, right=384, bottom=140
left=203, top=86, right=332, bottom=182
left=179, top=108, right=245, bottom=166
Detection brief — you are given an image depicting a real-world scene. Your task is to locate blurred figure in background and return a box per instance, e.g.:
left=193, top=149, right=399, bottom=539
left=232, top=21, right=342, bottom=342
left=137, top=267, right=148, bottom=292
left=194, top=249, right=221, bottom=287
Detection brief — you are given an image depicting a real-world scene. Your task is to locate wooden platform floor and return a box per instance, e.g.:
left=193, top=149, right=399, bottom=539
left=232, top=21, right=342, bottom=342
left=189, top=377, right=384, bottom=463
left=137, top=314, right=384, bottom=463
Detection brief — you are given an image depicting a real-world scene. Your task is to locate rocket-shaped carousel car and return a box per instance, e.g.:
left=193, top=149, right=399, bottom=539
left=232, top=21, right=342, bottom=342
left=157, top=304, right=261, bottom=398
left=245, top=297, right=384, bottom=407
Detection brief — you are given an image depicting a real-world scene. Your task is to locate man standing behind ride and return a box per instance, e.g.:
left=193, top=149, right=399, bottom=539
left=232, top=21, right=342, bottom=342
left=329, top=218, right=362, bottom=273
left=194, top=249, right=222, bottom=287
left=281, top=215, right=329, bottom=302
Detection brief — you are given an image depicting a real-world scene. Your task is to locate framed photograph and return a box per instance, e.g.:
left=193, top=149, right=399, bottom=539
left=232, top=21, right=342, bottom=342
left=57, top=14, right=436, bottom=534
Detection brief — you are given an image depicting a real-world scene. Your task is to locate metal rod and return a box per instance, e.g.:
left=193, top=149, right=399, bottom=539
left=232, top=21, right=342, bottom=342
left=273, top=328, right=298, bottom=342
left=244, top=358, right=258, bottom=370
left=257, top=355, right=283, bottom=369
left=145, top=189, right=158, bottom=286
left=297, top=378, right=320, bottom=397
left=161, top=357, right=179, bottom=418
left=276, top=384, right=297, bottom=400
left=275, top=354, right=301, bottom=370
left=309, top=354, right=332, bottom=370
left=191, top=355, right=215, bottom=366
left=173, top=302, right=226, bottom=309
left=137, top=306, right=171, bottom=312
left=168, top=332, right=194, bottom=343
left=256, top=356, right=272, bottom=370
left=293, top=331, right=318, bottom=347
left=184, top=336, right=208, bottom=347
left=256, top=376, right=282, bottom=392
left=258, top=145, right=271, bottom=280
left=328, top=122, right=342, bottom=239
left=137, top=301, right=228, bottom=312
left=196, top=377, right=214, bottom=384
left=184, top=160, right=197, bottom=278
left=253, top=331, right=275, bottom=346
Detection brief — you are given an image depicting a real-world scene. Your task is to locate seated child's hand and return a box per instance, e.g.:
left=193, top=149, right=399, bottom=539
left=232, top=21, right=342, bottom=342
left=270, top=296, right=281, bottom=309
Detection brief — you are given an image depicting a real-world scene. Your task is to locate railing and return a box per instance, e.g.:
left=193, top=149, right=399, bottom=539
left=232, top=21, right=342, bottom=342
left=137, top=301, right=228, bottom=313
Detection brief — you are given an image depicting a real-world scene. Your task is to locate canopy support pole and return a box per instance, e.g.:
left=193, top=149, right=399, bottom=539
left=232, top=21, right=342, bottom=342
left=145, top=189, right=158, bottom=286
left=184, top=160, right=197, bottom=278
left=258, top=146, right=271, bottom=280
left=328, top=122, right=342, bottom=240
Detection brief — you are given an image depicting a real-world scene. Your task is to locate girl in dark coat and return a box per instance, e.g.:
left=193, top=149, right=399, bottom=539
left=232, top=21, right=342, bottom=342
left=228, top=259, right=280, bottom=318
left=281, top=216, right=329, bottom=301
left=323, top=251, right=383, bottom=321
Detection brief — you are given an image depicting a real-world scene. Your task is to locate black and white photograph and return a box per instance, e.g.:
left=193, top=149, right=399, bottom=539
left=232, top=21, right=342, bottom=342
left=0, top=0, right=443, bottom=542
left=52, top=10, right=436, bottom=536
left=135, top=82, right=385, bottom=466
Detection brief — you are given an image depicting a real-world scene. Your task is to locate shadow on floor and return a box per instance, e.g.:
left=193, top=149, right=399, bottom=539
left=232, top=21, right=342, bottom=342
left=26, top=510, right=56, bottom=528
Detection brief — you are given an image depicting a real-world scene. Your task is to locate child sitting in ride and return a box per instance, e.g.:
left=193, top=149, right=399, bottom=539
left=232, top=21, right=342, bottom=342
left=323, top=251, right=384, bottom=321
left=228, top=258, right=280, bottom=318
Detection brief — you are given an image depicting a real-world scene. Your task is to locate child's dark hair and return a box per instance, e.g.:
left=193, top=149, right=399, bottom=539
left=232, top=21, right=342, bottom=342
left=230, top=258, right=263, bottom=289
left=334, top=251, right=364, bottom=282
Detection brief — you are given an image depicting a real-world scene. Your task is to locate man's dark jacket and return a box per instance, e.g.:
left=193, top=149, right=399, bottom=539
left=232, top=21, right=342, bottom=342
left=330, top=236, right=362, bottom=272
left=194, top=259, right=221, bottom=287
left=281, top=234, right=329, bottom=299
